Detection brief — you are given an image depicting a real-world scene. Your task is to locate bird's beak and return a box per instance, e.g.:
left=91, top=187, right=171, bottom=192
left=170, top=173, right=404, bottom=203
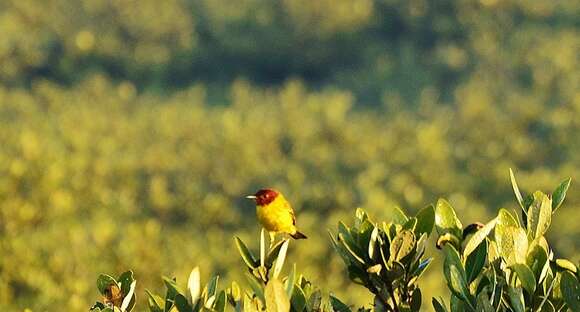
left=245, top=195, right=257, bottom=199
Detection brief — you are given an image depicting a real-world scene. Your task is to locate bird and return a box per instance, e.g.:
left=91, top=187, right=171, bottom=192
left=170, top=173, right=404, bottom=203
left=245, top=188, right=307, bottom=240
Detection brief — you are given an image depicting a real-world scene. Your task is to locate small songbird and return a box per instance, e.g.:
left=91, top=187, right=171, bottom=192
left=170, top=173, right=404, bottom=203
left=246, top=188, right=307, bottom=240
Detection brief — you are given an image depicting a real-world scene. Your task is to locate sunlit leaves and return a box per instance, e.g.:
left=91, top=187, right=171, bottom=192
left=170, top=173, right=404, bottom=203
left=435, top=199, right=463, bottom=242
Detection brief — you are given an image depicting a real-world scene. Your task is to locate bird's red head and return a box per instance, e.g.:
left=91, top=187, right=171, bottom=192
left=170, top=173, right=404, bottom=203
left=247, top=188, right=279, bottom=206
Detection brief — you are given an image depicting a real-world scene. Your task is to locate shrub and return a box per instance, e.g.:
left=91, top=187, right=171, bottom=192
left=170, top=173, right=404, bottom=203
left=432, top=170, right=579, bottom=312
left=89, top=171, right=579, bottom=312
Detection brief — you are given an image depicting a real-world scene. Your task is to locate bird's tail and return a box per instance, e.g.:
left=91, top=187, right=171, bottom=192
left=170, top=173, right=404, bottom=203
left=290, top=231, right=307, bottom=240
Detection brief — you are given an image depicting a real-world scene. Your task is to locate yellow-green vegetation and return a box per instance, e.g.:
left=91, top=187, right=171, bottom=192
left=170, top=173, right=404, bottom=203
left=0, top=0, right=579, bottom=311
left=88, top=174, right=579, bottom=312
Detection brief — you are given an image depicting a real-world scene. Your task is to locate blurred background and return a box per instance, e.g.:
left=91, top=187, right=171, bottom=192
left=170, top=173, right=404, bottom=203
left=0, top=0, right=579, bottom=310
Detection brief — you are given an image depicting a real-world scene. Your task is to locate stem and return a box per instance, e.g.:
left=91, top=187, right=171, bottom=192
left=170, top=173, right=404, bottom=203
left=368, top=280, right=394, bottom=312
left=385, top=283, right=400, bottom=312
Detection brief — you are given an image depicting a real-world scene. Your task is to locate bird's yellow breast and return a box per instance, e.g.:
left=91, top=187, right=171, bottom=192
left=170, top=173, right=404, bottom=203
left=256, top=195, right=295, bottom=233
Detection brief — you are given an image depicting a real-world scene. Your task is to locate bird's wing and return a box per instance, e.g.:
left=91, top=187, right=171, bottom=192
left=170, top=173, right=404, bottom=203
left=285, top=201, right=296, bottom=225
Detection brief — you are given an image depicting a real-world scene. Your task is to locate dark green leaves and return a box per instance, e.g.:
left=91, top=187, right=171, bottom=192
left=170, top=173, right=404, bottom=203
left=509, top=264, right=536, bottom=294
left=329, top=295, right=352, bottom=312
left=415, top=204, right=435, bottom=237
left=442, top=245, right=473, bottom=307
left=235, top=237, right=258, bottom=269
left=332, top=208, right=434, bottom=312
left=465, top=239, right=487, bottom=284
left=432, top=297, right=448, bottom=312
left=560, top=271, right=580, bottom=312
left=507, top=287, right=525, bottom=312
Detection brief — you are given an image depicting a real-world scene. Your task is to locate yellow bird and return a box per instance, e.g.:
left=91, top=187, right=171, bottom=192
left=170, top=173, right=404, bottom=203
left=246, top=188, right=307, bottom=240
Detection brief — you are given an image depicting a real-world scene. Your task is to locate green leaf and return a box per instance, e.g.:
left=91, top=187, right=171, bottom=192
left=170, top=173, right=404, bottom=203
left=442, top=245, right=474, bottom=308
left=329, top=295, right=351, bottom=312
left=368, top=226, right=379, bottom=259
left=273, top=239, right=290, bottom=278
left=526, top=241, right=549, bottom=283
left=560, top=271, right=580, bottom=312
left=145, top=290, right=164, bottom=312
left=555, top=259, right=578, bottom=274
left=347, top=265, right=367, bottom=285
left=450, top=293, right=466, bottom=312
left=260, top=229, right=267, bottom=268
left=510, top=264, right=536, bottom=294
left=174, top=294, right=193, bottom=312
left=415, top=204, right=435, bottom=237
left=449, top=265, right=472, bottom=306
left=509, top=168, right=526, bottom=213
left=476, top=292, right=494, bottom=312
left=162, top=277, right=184, bottom=312
left=245, top=273, right=265, bottom=304
left=290, top=285, right=306, bottom=312
left=214, top=290, right=227, bottom=312
left=235, top=237, right=258, bottom=269
left=120, top=280, right=136, bottom=312
left=496, top=226, right=528, bottom=265
left=188, top=267, right=201, bottom=306
left=507, top=287, right=525, bottom=312
left=435, top=199, right=463, bottom=239
left=393, top=206, right=408, bottom=225
left=551, top=178, right=571, bottom=212
left=337, top=233, right=366, bottom=264
left=527, top=191, right=552, bottom=239
left=329, top=231, right=351, bottom=264
left=265, top=278, right=290, bottom=312
left=97, top=274, right=118, bottom=296
left=402, top=217, right=418, bottom=232
left=117, top=271, right=134, bottom=296
left=205, top=275, right=219, bottom=299
left=389, top=230, right=416, bottom=262
left=465, top=239, right=487, bottom=284
left=266, top=240, right=287, bottom=268
left=443, top=245, right=466, bottom=281
left=410, top=288, right=422, bottom=312
left=496, top=209, right=519, bottom=231
left=285, top=264, right=296, bottom=298
left=463, top=217, right=497, bottom=258
left=432, top=297, right=448, bottom=312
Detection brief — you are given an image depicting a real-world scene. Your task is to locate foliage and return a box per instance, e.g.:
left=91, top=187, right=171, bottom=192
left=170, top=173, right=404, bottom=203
left=87, top=173, right=578, bottom=312
left=101, top=230, right=350, bottom=312
left=0, top=78, right=580, bottom=310
left=330, top=208, right=433, bottom=311
left=433, top=171, right=580, bottom=312
left=1, top=1, right=580, bottom=310
left=90, top=271, right=136, bottom=312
